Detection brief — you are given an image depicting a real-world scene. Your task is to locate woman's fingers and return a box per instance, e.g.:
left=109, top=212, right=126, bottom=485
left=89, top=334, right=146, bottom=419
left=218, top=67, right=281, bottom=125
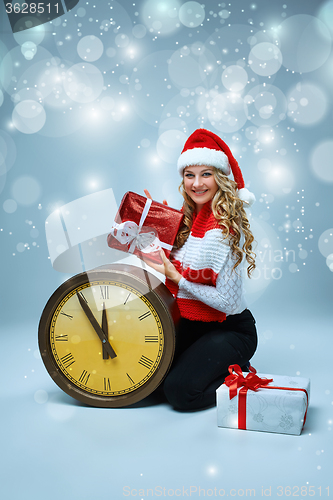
left=140, top=254, right=165, bottom=274
left=160, top=249, right=167, bottom=261
left=144, top=190, right=168, bottom=206
left=144, top=189, right=152, bottom=199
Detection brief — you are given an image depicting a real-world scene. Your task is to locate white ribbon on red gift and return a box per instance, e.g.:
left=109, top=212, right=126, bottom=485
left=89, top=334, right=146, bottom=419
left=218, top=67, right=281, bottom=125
left=110, top=197, right=173, bottom=254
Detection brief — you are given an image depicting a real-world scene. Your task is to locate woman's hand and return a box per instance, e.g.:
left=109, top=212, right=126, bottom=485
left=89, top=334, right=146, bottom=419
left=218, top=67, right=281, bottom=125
left=141, top=249, right=182, bottom=285
left=144, top=189, right=168, bottom=206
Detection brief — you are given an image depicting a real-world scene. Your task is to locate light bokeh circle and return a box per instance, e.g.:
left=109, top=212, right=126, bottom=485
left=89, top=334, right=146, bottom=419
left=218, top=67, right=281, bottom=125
left=159, top=117, right=188, bottom=135
left=34, top=390, right=48, bottom=404
left=12, top=100, right=46, bottom=134
left=222, top=65, right=248, bottom=92
left=248, top=42, right=283, bottom=76
left=179, top=1, right=205, bottom=28
left=279, top=15, right=332, bottom=73
left=0, top=45, right=53, bottom=95
left=36, top=62, right=71, bottom=109
left=77, top=7, right=86, bottom=17
left=3, top=199, right=17, bottom=214
left=208, top=92, right=248, bottom=133
left=160, top=93, right=198, bottom=125
left=77, top=36, right=104, bottom=62
left=311, top=141, right=333, bottom=183
left=256, top=126, right=275, bottom=144
left=326, top=253, right=333, bottom=272
left=287, top=82, right=327, bottom=126
left=115, top=34, right=130, bottom=48
left=64, top=63, right=104, bottom=104
left=142, top=0, right=181, bottom=35
left=245, top=126, right=258, bottom=141
left=318, top=228, right=333, bottom=258
left=245, top=84, right=287, bottom=127
left=21, top=41, right=37, bottom=60
left=132, top=24, right=147, bottom=38
left=16, top=242, right=26, bottom=253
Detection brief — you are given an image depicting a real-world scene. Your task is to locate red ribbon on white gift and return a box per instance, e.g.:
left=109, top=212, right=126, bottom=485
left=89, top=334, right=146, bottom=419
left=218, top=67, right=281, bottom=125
left=224, top=364, right=309, bottom=430
left=110, top=197, right=173, bottom=255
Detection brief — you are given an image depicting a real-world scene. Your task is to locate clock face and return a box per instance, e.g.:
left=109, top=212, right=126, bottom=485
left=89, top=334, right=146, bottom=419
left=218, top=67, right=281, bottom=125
left=51, top=280, right=164, bottom=396
left=39, top=265, right=178, bottom=407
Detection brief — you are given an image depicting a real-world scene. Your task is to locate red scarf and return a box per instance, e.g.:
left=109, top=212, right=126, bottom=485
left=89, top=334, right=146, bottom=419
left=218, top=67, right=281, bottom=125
left=165, top=202, right=227, bottom=322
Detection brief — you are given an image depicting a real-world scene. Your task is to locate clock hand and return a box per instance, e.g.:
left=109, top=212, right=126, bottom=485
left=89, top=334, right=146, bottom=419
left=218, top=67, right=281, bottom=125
left=101, top=302, right=109, bottom=360
left=76, top=292, right=117, bottom=359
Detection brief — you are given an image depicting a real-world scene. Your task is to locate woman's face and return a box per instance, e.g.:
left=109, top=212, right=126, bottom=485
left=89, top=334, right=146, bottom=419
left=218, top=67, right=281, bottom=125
left=183, top=165, right=219, bottom=212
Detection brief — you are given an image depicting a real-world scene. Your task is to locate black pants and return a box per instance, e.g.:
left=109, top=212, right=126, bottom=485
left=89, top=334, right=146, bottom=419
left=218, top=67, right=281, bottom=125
left=162, top=309, right=258, bottom=411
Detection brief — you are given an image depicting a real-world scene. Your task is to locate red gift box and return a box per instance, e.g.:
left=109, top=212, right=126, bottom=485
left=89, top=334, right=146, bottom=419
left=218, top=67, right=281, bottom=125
left=107, top=192, right=184, bottom=264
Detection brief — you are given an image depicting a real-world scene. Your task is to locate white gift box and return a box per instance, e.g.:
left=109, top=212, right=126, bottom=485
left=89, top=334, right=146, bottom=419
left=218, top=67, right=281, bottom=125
left=216, top=367, right=310, bottom=435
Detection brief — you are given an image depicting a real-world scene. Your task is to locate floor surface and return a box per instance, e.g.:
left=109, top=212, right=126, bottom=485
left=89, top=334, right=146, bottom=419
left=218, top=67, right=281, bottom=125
left=1, top=312, right=332, bottom=500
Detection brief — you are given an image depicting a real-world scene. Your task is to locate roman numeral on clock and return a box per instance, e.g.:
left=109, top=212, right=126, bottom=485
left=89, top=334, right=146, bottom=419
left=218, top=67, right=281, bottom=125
left=60, top=353, right=75, bottom=368
left=100, top=285, right=109, bottom=300
left=145, top=335, right=158, bottom=343
left=138, top=311, right=151, bottom=321
left=104, top=377, right=111, bottom=391
left=60, top=312, right=73, bottom=320
left=126, top=373, right=135, bottom=385
left=55, top=334, right=68, bottom=341
left=78, top=370, right=90, bottom=386
left=124, top=293, right=131, bottom=305
left=138, top=355, right=153, bottom=369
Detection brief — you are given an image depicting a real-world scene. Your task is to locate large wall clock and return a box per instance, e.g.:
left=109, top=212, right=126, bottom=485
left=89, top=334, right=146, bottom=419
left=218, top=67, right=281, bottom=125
left=38, top=264, right=179, bottom=407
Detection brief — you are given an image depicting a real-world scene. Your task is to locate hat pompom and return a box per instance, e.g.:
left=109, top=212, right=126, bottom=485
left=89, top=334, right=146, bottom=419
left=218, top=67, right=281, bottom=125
left=238, top=187, right=256, bottom=207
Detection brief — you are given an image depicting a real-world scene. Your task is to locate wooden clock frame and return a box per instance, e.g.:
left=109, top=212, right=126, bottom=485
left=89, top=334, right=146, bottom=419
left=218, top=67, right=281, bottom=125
left=38, top=264, right=179, bottom=407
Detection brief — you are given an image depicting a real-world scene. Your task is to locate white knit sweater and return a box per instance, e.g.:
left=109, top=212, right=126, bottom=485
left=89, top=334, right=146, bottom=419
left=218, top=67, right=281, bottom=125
left=165, top=201, right=247, bottom=322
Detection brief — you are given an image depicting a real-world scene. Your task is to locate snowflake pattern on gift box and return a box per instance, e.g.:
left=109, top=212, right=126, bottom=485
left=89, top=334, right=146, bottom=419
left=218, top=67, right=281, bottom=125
left=253, top=413, right=264, bottom=423
left=228, top=403, right=238, bottom=414
left=279, top=414, right=294, bottom=430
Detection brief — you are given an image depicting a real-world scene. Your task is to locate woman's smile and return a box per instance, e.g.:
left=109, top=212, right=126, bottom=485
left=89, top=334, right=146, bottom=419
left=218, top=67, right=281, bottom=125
left=192, top=189, right=208, bottom=194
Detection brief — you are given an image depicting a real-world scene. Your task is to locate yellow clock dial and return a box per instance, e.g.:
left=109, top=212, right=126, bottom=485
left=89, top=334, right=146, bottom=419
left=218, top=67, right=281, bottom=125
left=50, top=280, right=164, bottom=396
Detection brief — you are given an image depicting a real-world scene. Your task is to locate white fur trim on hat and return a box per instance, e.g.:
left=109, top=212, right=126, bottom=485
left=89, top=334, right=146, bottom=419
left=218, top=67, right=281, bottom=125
left=238, top=187, right=256, bottom=207
left=177, top=147, right=231, bottom=176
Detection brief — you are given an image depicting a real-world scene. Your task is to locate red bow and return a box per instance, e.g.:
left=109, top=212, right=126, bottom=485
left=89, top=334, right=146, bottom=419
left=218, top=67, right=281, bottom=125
left=224, top=364, right=273, bottom=400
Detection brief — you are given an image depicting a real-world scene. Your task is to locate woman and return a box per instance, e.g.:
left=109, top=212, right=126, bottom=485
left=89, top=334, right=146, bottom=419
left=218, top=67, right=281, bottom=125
left=144, top=128, right=257, bottom=411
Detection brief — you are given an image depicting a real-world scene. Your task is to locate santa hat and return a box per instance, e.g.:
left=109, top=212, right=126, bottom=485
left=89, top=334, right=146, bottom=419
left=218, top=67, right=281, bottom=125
left=177, top=129, right=255, bottom=206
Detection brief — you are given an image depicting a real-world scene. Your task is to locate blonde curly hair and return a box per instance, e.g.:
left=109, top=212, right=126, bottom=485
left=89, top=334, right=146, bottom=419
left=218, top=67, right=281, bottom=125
left=175, top=167, right=256, bottom=277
